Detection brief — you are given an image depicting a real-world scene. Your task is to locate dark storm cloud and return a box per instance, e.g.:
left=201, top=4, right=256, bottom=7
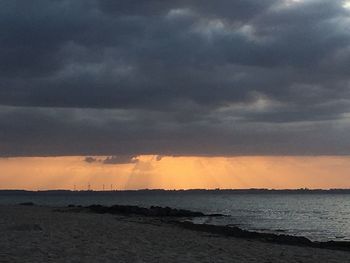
left=84, top=155, right=139, bottom=164
left=0, top=0, right=350, bottom=156
left=1, top=106, right=350, bottom=157
left=102, top=156, right=139, bottom=165
left=155, top=155, right=164, bottom=161
left=84, top=157, right=97, bottom=163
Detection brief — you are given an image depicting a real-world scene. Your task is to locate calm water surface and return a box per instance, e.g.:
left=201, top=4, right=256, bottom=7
left=1, top=191, right=349, bottom=242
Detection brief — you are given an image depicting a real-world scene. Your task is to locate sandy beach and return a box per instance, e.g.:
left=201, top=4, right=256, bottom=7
left=0, top=205, right=349, bottom=263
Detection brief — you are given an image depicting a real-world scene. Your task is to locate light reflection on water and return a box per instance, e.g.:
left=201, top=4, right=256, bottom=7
left=1, top=192, right=350, bottom=242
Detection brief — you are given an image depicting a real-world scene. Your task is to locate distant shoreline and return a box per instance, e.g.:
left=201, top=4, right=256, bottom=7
left=2, top=188, right=350, bottom=194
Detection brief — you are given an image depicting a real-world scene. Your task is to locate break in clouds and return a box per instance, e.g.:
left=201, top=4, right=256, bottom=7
left=1, top=0, right=350, bottom=157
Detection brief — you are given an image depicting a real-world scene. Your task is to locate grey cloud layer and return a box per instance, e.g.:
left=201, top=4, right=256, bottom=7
left=84, top=155, right=139, bottom=164
left=1, top=0, right=350, bottom=156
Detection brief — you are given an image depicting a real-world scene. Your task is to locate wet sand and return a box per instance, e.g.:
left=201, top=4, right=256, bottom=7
left=0, top=205, right=349, bottom=263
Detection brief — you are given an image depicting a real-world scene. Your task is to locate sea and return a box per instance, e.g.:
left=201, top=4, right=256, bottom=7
left=1, top=190, right=349, bottom=242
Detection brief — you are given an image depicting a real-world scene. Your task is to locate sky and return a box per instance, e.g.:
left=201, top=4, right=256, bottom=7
left=1, top=156, right=350, bottom=190
left=1, top=0, right=350, bottom=189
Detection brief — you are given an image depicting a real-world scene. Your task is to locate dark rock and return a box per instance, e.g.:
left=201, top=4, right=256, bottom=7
left=173, top=221, right=350, bottom=251
left=270, top=234, right=313, bottom=246
left=86, top=204, right=209, bottom=217
left=319, top=241, right=350, bottom=250
left=207, top=213, right=225, bottom=217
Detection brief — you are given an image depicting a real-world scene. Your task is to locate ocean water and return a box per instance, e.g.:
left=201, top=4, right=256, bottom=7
left=1, top=191, right=350, bottom=242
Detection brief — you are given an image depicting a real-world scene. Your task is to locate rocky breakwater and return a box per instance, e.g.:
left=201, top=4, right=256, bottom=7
left=70, top=204, right=350, bottom=252
left=174, top=221, right=350, bottom=252
left=85, top=204, right=223, bottom=218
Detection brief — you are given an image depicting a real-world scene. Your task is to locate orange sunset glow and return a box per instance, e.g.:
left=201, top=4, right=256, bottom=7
left=1, top=156, right=350, bottom=190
